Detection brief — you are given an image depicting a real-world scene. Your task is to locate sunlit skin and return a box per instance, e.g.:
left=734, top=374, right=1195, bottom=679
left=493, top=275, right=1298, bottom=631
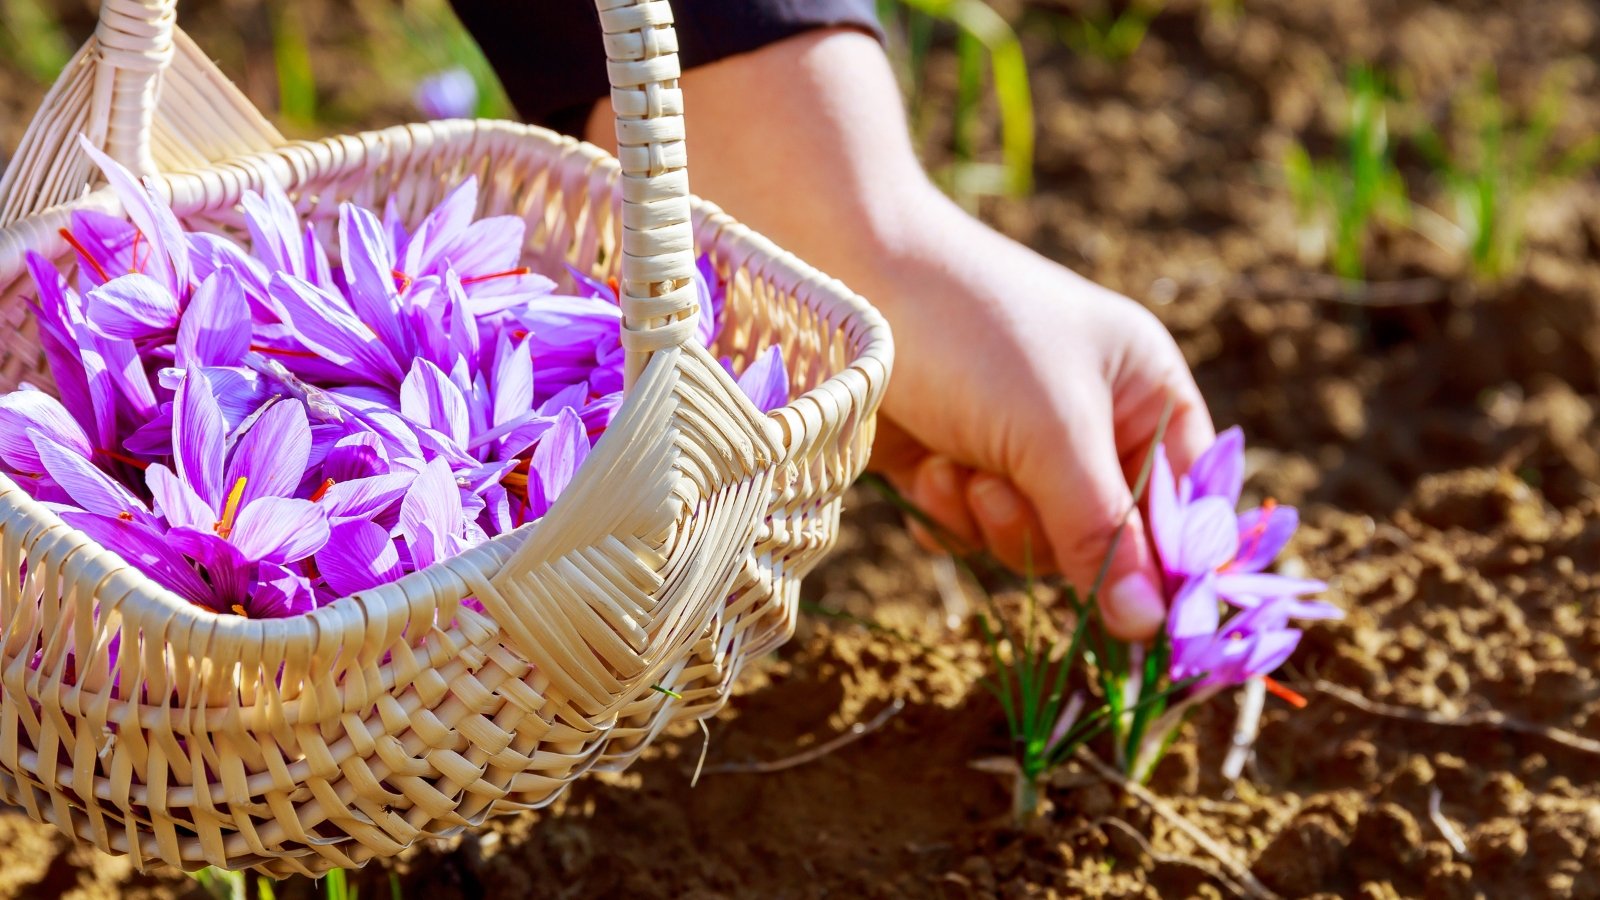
left=580, top=30, right=1214, bottom=639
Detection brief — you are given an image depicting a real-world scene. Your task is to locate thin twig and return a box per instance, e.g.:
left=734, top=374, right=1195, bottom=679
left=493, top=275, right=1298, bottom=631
left=1428, top=786, right=1472, bottom=860
left=1076, top=748, right=1281, bottom=900
left=702, top=699, right=907, bottom=775
left=1308, top=680, right=1600, bottom=757
left=1100, top=817, right=1257, bottom=900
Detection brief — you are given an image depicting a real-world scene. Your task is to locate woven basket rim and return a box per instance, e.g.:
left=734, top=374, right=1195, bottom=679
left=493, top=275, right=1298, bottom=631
left=0, top=116, right=894, bottom=648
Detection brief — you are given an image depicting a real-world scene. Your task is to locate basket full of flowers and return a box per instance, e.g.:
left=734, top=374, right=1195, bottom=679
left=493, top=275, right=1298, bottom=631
left=0, top=0, right=892, bottom=877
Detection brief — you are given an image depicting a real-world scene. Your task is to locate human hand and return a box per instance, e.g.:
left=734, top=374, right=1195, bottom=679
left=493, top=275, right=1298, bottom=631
left=865, top=224, right=1214, bottom=641
left=579, top=28, right=1215, bottom=639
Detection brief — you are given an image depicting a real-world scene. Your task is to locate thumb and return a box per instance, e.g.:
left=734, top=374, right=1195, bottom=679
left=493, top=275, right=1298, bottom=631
left=1094, top=507, right=1166, bottom=642
left=1031, top=408, right=1167, bottom=642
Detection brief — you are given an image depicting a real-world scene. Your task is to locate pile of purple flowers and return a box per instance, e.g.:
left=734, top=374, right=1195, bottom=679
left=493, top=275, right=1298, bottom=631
left=2, top=141, right=787, bottom=619
left=1149, top=427, right=1340, bottom=701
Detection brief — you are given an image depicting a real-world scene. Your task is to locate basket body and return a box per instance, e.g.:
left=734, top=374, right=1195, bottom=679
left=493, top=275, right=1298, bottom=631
left=0, top=58, right=889, bottom=887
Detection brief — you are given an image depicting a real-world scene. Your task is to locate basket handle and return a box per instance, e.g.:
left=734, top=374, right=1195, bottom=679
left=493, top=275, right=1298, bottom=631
left=0, top=0, right=282, bottom=223
left=93, top=0, right=178, bottom=177
left=597, top=0, right=700, bottom=386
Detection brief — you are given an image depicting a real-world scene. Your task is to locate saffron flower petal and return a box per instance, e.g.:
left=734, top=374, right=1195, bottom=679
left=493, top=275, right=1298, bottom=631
left=319, top=520, right=405, bottom=596
left=229, top=497, right=330, bottom=565
left=145, top=463, right=216, bottom=531
left=30, top=431, right=149, bottom=520
left=1186, top=425, right=1244, bottom=505
left=0, top=391, right=93, bottom=474
left=85, top=273, right=181, bottom=341
left=172, top=369, right=227, bottom=510
left=734, top=345, right=790, bottom=413
left=175, top=267, right=251, bottom=368
left=226, top=399, right=312, bottom=508
left=1174, top=496, right=1239, bottom=575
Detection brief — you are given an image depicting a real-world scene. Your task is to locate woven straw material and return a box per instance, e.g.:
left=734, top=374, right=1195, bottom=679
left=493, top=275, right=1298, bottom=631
left=0, top=0, right=892, bottom=877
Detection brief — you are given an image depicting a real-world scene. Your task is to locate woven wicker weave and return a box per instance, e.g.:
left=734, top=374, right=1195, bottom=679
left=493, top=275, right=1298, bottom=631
left=0, top=0, right=892, bottom=877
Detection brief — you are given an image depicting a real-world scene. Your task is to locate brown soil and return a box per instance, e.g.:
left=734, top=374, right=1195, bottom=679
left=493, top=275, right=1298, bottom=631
left=5, top=0, right=1600, bottom=897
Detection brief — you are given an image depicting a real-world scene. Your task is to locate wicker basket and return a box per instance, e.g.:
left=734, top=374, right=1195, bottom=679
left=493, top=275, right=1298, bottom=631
left=0, top=0, right=892, bottom=877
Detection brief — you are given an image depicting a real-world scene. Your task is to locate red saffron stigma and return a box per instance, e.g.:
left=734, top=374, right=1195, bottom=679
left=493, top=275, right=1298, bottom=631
left=130, top=229, right=147, bottom=274
left=460, top=264, right=534, bottom=285
left=58, top=229, right=111, bottom=283
left=309, top=478, right=336, bottom=502
left=391, top=269, right=413, bottom=293
left=96, top=448, right=149, bottom=471
left=250, top=343, right=322, bottom=359
left=606, top=276, right=621, bottom=301
left=1262, top=675, right=1307, bottom=709
left=1225, top=497, right=1280, bottom=572
left=117, top=511, right=134, bottom=522
left=460, top=266, right=532, bottom=286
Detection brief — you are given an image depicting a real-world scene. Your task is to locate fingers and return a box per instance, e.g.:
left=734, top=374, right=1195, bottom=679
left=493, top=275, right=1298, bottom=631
left=967, top=472, right=1057, bottom=574
left=905, top=456, right=981, bottom=554
left=1029, top=395, right=1168, bottom=642
left=1155, top=372, right=1216, bottom=477
left=1113, top=322, right=1216, bottom=480
left=1097, top=508, right=1168, bottom=641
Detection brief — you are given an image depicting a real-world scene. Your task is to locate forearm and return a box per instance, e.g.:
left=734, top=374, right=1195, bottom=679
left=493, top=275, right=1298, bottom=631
left=579, top=29, right=1064, bottom=320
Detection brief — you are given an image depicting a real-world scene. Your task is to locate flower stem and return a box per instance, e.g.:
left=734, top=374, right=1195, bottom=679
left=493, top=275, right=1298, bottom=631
left=1129, top=687, right=1220, bottom=783
left=1012, top=768, right=1043, bottom=825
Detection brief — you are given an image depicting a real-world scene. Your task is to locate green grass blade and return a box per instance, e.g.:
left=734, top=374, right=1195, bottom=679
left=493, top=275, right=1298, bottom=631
left=953, top=30, right=984, bottom=162
left=0, top=0, right=73, bottom=84
left=895, top=0, right=1036, bottom=196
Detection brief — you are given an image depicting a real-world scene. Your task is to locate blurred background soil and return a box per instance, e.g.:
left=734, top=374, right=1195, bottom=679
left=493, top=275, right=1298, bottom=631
left=3, top=0, right=1600, bottom=897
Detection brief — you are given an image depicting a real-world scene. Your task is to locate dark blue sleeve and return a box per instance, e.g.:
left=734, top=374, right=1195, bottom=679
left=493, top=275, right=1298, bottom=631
left=450, top=0, right=885, bottom=136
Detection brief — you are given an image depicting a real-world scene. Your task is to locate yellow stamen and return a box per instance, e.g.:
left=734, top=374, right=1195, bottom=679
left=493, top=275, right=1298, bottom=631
left=231, top=604, right=249, bottom=618
left=214, top=476, right=248, bottom=538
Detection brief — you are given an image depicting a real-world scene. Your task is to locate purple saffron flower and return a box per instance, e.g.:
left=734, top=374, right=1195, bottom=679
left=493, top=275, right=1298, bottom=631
left=25, top=252, right=158, bottom=465
left=389, top=178, right=555, bottom=314
left=76, top=138, right=192, bottom=301
left=15, top=168, right=750, bottom=618
left=414, top=68, right=478, bottom=120
left=398, top=457, right=478, bottom=571
left=1148, top=426, right=1329, bottom=609
left=1168, top=576, right=1310, bottom=690
left=133, top=373, right=331, bottom=615
left=0, top=391, right=94, bottom=485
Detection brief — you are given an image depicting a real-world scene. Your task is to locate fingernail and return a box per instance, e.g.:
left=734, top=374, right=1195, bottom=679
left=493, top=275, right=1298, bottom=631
left=1105, top=572, right=1167, bottom=640
left=972, top=476, right=1023, bottom=525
